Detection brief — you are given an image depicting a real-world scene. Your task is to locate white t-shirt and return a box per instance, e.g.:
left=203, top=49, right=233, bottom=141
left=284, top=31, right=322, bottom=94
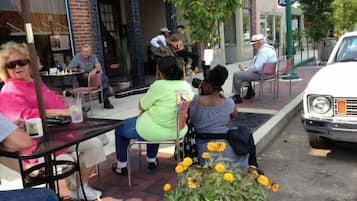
left=150, top=34, right=167, bottom=48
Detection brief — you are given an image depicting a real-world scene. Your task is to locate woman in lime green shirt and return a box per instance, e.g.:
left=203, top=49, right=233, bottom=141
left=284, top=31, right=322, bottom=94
left=112, top=56, right=194, bottom=175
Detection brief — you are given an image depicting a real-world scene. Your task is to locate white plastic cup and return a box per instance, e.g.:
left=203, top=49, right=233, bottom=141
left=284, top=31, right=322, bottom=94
left=25, top=118, right=44, bottom=138
left=67, top=94, right=83, bottom=123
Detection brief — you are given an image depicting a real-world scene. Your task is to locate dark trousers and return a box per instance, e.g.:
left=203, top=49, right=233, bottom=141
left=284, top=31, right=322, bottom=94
left=175, top=49, right=199, bottom=70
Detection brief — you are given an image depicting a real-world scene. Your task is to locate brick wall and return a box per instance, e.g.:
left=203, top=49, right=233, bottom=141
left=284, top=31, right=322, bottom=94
left=68, top=0, right=93, bottom=52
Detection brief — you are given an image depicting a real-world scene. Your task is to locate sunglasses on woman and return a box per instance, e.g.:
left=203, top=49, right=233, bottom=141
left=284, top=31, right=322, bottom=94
left=6, top=58, right=30, bottom=69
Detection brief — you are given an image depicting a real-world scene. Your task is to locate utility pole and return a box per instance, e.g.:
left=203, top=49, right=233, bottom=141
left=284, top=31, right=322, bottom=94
left=283, top=0, right=300, bottom=79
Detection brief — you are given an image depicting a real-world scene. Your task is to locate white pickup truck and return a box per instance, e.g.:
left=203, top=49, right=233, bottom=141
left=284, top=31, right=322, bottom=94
left=302, top=31, right=357, bottom=148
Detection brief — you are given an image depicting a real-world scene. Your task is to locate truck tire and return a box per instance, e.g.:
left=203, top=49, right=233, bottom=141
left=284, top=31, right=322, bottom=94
left=308, top=133, right=330, bottom=149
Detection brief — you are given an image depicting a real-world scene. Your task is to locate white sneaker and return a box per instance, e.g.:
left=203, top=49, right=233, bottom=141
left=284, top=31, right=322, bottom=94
left=69, top=183, right=102, bottom=200
left=84, top=184, right=102, bottom=198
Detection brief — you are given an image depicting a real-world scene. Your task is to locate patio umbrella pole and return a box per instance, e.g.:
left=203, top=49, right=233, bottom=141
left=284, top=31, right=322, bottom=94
left=21, top=0, right=54, bottom=190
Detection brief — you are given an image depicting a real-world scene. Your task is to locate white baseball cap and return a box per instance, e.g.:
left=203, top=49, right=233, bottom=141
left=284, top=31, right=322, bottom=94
left=250, top=34, right=265, bottom=45
left=160, top=27, right=170, bottom=33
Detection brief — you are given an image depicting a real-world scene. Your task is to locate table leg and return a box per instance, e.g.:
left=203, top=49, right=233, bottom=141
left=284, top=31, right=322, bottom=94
left=75, top=143, right=88, bottom=201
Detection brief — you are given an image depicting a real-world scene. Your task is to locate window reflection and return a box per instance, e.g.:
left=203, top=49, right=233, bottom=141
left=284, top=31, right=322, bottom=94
left=0, top=0, right=72, bottom=70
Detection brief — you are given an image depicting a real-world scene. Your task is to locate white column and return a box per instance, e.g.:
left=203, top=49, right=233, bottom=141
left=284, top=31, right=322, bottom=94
left=236, top=7, right=244, bottom=62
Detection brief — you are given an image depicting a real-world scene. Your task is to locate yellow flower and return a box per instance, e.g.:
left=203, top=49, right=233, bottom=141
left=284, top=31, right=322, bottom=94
left=178, top=162, right=188, bottom=170
left=207, top=142, right=217, bottom=151
left=215, top=163, right=226, bottom=173
left=175, top=164, right=185, bottom=174
left=223, top=173, right=235, bottom=183
left=247, top=169, right=259, bottom=179
left=201, top=152, right=210, bottom=159
left=270, top=182, right=280, bottom=192
left=216, top=142, right=226, bottom=152
left=163, top=183, right=172, bottom=192
left=257, top=175, right=271, bottom=188
left=182, top=157, right=193, bottom=167
left=187, top=177, right=199, bottom=189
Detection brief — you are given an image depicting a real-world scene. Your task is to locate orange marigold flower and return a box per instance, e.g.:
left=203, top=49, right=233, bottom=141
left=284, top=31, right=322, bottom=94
left=215, top=163, right=226, bottom=173
left=163, top=183, right=172, bottom=192
left=223, top=173, right=235, bottom=182
left=270, top=182, right=280, bottom=192
left=257, top=175, right=271, bottom=188
left=201, top=152, right=210, bottom=159
left=207, top=142, right=217, bottom=151
left=175, top=164, right=185, bottom=174
left=216, top=142, right=226, bottom=152
left=183, top=157, right=193, bottom=167
left=187, top=177, right=199, bottom=189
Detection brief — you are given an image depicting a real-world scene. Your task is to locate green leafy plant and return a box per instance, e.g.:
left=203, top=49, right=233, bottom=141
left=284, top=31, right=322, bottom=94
left=168, top=0, right=241, bottom=48
left=116, top=32, right=131, bottom=82
left=332, top=0, right=357, bottom=36
left=163, top=141, right=279, bottom=201
left=299, top=0, right=333, bottom=42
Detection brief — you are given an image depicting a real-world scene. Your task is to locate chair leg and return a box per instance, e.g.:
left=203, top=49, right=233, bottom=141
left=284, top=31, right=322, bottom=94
left=276, top=77, right=280, bottom=98
left=127, top=143, right=133, bottom=188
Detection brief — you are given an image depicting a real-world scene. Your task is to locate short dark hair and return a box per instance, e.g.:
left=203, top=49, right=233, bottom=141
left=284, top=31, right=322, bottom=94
left=206, top=65, right=228, bottom=90
left=158, top=56, right=183, bottom=80
left=177, top=25, right=185, bottom=30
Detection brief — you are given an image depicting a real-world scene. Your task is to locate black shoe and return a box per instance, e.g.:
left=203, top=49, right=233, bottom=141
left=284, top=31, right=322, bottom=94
left=111, top=163, right=128, bottom=176
left=148, top=159, right=159, bottom=170
left=243, top=91, right=255, bottom=99
left=104, top=100, right=114, bottom=109
left=231, top=95, right=243, bottom=104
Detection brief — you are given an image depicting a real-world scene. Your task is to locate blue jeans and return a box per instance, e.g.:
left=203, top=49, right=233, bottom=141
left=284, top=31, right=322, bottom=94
left=114, top=117, right=159, bottom=162
left=0, top=188, right=58, bottom=201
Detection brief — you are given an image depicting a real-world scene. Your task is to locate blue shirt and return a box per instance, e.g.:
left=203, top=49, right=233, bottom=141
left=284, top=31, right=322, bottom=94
left=247, top=43, right=278, bottom=73
left=189, top=95, right=235, bottom=134
left=68, top=53, right=100, bottom=73
left=0, top=113, right=17, bottom=142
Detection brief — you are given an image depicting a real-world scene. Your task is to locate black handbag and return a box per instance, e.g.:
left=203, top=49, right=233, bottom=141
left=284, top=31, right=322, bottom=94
left=226, top=126, right=253, bottom=155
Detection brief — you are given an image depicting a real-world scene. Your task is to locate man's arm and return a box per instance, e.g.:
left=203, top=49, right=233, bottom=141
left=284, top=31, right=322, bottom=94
left=1, top=128, right=32, bottom=152
left=150, top=35, right=161, bottom=48
left=88, top=56, right=102, bottom=78
left=67, top=54, right=79, bottom=69
left=0, top=115, right=31, bottom=152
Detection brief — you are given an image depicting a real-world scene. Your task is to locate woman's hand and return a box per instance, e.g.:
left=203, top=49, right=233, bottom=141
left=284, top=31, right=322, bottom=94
left=46, top=109, right=71, bottom=117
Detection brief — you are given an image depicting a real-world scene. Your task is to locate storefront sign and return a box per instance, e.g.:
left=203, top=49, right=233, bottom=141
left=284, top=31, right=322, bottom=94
left=277, top=0, right=298, bottom=6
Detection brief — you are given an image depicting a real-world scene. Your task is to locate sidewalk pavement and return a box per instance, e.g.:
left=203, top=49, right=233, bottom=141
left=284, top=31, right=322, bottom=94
left=0, top=63, right=322, bottom=201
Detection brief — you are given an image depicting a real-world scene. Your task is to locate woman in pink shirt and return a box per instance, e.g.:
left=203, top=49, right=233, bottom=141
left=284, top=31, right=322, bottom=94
left=0, top=41, right=105, bottom=200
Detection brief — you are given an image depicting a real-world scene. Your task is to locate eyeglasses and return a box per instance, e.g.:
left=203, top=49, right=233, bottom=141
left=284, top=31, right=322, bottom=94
left=5, top=59, right=30, bottom=69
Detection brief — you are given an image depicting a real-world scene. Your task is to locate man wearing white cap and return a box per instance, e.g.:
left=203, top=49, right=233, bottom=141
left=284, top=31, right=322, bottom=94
left=150, top=27, right=172, bottom=60
left=232, top=34, right=277, bottom=104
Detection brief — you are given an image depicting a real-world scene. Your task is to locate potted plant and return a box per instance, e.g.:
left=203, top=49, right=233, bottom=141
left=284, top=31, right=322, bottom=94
left=163, top=141, right=279, bottom=201
left=116, top=32, right=132, bottom=90
left=168, top=0, right=241, bottom=67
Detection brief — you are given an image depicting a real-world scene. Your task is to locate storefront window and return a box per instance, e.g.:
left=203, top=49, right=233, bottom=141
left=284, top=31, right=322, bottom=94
left=0, top=0, right=72, bottom=70
left=260, top=14, right=281, bottom=47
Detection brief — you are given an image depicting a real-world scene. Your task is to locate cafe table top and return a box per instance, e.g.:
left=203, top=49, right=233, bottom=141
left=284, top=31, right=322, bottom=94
left=1, top=118, right=123, bottom=160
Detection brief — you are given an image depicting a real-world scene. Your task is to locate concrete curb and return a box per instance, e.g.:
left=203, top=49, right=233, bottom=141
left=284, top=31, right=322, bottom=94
left=255, top=92, right=303, bottom=154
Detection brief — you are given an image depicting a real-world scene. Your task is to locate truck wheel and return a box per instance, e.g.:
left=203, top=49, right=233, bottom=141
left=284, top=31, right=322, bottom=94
left=308, top=133, right=330, bottom=149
